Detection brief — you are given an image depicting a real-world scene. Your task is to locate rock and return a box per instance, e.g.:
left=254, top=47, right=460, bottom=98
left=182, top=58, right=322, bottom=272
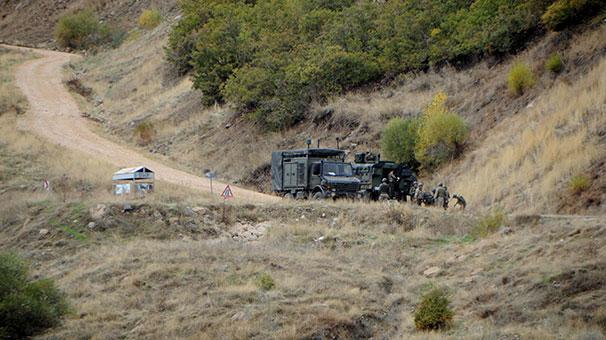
left=122, top=203, right=134, bottom=212
left=183, top=206, right=194, bottom=217
left=499, top=227, right=513, bottom=235
left=39, top=228, right=49, bottom=236
left=423, top=266, right=442, bottom=277
left=464, top=276, right=476, bottom=284
left=87, top=222, right=96, bottom=229
left=90, top=204, right=107, bottom=220
left=192, top=206, right=207, bottom=213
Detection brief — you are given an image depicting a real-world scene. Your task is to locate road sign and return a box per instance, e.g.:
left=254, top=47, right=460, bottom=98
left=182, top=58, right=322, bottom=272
left=221, top=185, right=234, bottom=200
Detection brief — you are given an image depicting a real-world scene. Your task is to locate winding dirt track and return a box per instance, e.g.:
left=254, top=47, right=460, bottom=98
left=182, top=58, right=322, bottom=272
left=5, top=45, right=278, bottom=203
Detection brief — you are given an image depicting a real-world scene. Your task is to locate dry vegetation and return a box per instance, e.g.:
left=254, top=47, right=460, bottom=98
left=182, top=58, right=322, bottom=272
left=2, top=47, right=606, bottom=339
left=68, top=19, right=605, bottom=214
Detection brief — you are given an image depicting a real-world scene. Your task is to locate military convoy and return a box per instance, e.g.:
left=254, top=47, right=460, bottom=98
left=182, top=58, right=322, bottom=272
left=271, top=146, right=417, bottom=201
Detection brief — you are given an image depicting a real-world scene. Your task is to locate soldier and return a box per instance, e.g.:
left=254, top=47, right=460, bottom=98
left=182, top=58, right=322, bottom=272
left=414, top=182, right=424, bottom=205
left=452, top=193, right=466, bottom=210
left=378, top=178, right=390, bottom=201
left=434, top=183, right=449, bottom=210
left=388, top=170, right=398, bottom=198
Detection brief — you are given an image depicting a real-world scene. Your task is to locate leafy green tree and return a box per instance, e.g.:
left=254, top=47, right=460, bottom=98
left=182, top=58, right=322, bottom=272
left=415, top=92, right=468, bottom=170
left=381, top=117, right=419, bottom=165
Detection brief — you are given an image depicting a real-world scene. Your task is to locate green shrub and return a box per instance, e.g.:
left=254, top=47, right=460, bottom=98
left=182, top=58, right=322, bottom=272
left=541, top=0, right=604, bottom=31
left=381, top=117, right=419, bottom=165
left=569, top=174, right=590, bottom=193
left=415, top=92, right=468, bottom=170
left=138, top=9, right=162, bottom=29
left=54, top=10, right=112, bottom=49
left=508, top=62, right=535, bottom=96
left=255, top=272, right=275, bottom=291
left=545, top=53, right=564, bottom=73
left=414, top=287, right=454, bottom=331
left=472, top=209, right=506, bottom=238
left=0, top=252, right=69, bottom=338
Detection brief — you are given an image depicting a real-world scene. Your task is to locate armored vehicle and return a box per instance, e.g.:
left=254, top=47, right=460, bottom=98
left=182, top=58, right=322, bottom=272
left=271, top=148, right=361, bottom=199
left=352, top=152, right=417, bottom=201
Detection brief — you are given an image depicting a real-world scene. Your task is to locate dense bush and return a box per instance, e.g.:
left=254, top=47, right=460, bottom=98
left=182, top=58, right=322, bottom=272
left=541, top=0, right=605, bottom=31
left=0, top=252, right=69, bottom=338
left=569, top=174, right=590, bottom=193
left=414, top=287, right=454, bottom=331
left=545, top=53, right=564, bottom=73
left=415, top=93, right=468, bottom=170
left=381, top=117, right=419, bottom=165
left=55, top=10, right=114, bottom=49
left=508, top=62, right=536, bottom=95
left=255, top=272, right=275, bottom=291
left=138, top=9, right=162, bottom=29
left=168, top=0, right=570, bottom=130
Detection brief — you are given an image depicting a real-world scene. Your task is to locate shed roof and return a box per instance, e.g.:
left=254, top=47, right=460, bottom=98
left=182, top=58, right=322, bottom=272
left=113, top=166, right=154, bottom=175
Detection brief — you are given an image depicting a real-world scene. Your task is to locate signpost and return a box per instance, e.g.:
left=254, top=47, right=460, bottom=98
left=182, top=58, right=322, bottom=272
left=205, top=170, right=216, bottom=194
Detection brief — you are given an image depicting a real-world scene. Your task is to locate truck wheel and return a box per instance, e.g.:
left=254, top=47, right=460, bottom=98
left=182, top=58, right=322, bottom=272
left=312, top=191, right=325, bottom=200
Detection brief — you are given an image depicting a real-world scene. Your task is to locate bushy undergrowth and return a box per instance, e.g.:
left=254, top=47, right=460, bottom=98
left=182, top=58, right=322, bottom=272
left=472, top=209, right=507, bottom=238
left=255, top=272, right=275, bottom=291
left=167, top=0, right=588, bottom=130
left=0, top=252, right=69, bottom=338
left=135, top=121, right=155, bottom=145
left=508, top=62, right=536, bottom=96
left=415, top=93, right=468, bottom=170
left=55, top=10, right=123, bottom=49
left=414, top=287, right=454, bottom=331
left=381, top=93, right=467, bottom=170
left=541, top=0, right=605, bottom=31
left=381, top=117, right=419, bottom=165
left=546, top=53, right=564, bottom=73
left=138, top=9, right=162, bottom=29
left=569, top=174, right=590, bottom=193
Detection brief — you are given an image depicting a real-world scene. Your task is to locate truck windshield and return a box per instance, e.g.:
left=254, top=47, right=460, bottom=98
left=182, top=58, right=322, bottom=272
left=322, top=162, right=353, bottom=177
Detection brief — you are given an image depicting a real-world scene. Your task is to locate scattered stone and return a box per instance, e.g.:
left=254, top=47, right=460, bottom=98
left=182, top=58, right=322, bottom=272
left=423, top=266, right=442, bottom=277
left=321, top=213, right=326, bottom=218
left=224, top=123, right=232, bottom=129
left=87, top=222, right=96, bottom=229
left=464, top=276, right=476, bottom=284
left=123, top=203, right=134, bottom=212
left=192, top=206, right=207, bottom=213
left=39, top=228, right=49, bottom=236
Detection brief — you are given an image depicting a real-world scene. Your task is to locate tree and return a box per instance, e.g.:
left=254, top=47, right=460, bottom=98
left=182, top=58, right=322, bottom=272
left=381, top=117, right=419, bottom=164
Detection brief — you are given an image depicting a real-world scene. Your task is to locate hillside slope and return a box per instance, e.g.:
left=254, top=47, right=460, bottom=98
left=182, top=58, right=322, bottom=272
left=68, top=19, right=606, bottom=213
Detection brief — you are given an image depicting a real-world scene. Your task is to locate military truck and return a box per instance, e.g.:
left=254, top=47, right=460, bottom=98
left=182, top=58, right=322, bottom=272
left=271, top=148, right=361, bottom=199
left=352, top=152, right=417, bottom=201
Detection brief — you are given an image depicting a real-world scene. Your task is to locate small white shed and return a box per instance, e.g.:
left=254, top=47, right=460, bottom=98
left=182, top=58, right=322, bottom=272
left=112, top=166, right=155, bottom=195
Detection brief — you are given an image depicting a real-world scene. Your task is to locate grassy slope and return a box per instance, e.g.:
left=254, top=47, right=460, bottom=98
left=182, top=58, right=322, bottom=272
left=2, top=45, right=606, bottom=339
left=72, top=21, right=606, bottom=214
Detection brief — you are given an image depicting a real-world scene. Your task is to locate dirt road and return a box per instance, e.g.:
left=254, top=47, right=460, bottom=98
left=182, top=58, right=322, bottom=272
left=5, top=45, right=278, bottom=203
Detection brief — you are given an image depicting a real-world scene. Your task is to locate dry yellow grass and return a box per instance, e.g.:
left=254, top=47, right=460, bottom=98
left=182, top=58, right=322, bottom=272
left=443, top=56, right=606, bottom=214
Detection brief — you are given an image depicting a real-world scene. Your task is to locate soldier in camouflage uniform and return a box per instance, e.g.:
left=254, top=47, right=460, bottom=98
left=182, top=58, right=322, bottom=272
left=452, top=193, right=466, bottom=210
left=378, top=178, right=390, bottom=201
left=414, top=182, right=424, bottom=205
left=434, top=183, right=449, bottom=210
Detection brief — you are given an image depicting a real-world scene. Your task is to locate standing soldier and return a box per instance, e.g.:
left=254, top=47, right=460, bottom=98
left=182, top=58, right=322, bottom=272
left=434, top=183, right=449, bottom=210
left=452, top=193, right=466, bottom=210
left=388, top=170, right=398, bottom=198
left=414, top=182, right=424, bottom=205
left=378, top=178, right=390, bottom=201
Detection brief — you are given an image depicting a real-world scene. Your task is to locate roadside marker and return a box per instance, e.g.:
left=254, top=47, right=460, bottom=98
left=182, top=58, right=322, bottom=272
left=221, top=185, right=234, bottom=200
